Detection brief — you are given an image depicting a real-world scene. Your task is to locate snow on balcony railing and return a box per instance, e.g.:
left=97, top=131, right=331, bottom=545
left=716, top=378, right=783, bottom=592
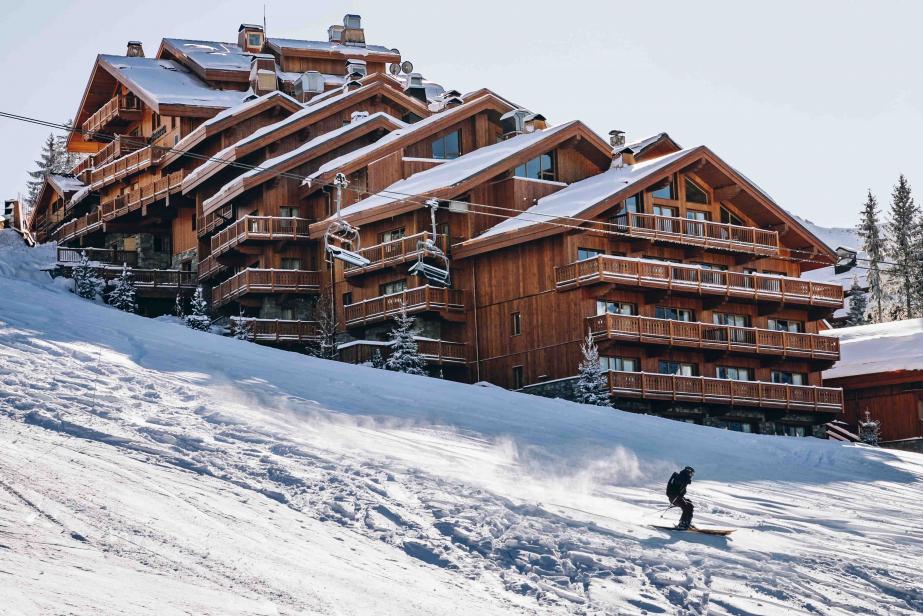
left=57, top=246, right=138, bottom=268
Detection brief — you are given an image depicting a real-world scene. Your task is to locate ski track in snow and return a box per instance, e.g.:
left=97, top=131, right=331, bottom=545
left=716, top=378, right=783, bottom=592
left=1, top=232, right=922, bottom=615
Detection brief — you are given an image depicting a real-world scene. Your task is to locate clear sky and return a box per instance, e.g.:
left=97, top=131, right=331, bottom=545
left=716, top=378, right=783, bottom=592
left=2, top=0, right=920, bottom=227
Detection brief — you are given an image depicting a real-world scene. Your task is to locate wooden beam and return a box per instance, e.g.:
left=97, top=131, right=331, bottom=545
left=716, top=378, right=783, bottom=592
left=714, top=185, right=742, bottom=201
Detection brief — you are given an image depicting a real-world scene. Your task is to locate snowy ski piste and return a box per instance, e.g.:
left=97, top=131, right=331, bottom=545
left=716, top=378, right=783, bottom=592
left=1, top=231, right=921, bottom=615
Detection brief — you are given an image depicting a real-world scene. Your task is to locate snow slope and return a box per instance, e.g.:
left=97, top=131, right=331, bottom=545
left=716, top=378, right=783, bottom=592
left=1, top=231, right=922, bottom=615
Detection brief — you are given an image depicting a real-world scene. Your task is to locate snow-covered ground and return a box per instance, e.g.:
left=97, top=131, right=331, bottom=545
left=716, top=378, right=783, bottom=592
left=1, top=230, right=922, bottom=615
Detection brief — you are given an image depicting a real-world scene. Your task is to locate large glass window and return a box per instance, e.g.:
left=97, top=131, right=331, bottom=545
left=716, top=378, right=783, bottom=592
left=720, top=206, right=744, bottom=226
left=656, top=306, right=694, bottom=321
left=379, top=228, right=405, bottom=244
left=280, top=258, right=301, bottom=270
left=431, top=130, right=461, bottom=160
left=514, top=153, right=555, bottom=181
left=650, top=176, right=676, bottom=200
left=768, top=318, right=803, bottom=333
left=597, top=300, right=636, bottom=316
left=578, top=247, right=604, bottom=261
left=379, top=280, right=407, bottom=296
left=659, top=360, right=697, bottom=376
left=716, top=366, right=753, bottom=381
left=279, top=206, right=300, bottom=218
left=600, top=356, right=639, bottom=372
left=684, top=177, right=709, bottom=204
left=771, top=371, right=807, bottom=385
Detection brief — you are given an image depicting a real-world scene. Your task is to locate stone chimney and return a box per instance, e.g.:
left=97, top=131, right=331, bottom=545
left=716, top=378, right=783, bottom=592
left=609, top=130, right=626, bottom=147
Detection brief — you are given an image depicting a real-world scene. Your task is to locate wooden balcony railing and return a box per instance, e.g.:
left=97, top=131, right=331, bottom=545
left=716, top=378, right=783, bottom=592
left=344, top=232, right=448, bottom=276
left=197, top=254, right=228, bottom=281
left=197, top=205, right=234, bottom=238
left=344, top=286, right=466, bottom=326
left=82, top=95, right=143, bottom=139
left=231, top=318, right=320, bottom=342
left=57, top=246, right=138, bottom=268
left=89, top=147, right=153, bottom=189
left=606, top=371, right=844, bottom=412
left=93, top=268, right=196, bottom=290
left=556, top=256, right=843, bottom=308
left=97, top=170, right=186, bottom=222
left=213, top=268, right=321, bottom=308
left=54, top=209, right=103, bottom=243
left=210, top=216, right=313, bottom=257
left=587, top=314, right=840, bottom=360
left=90, top=135, right=146, bottom=169
left=612, top=212, right=779, bottom=255
left=338, top=339, right=468, bottom=365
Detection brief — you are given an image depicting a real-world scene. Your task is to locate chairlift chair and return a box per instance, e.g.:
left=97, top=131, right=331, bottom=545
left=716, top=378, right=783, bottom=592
left=324, top=173, right=371, bottom=268
left=408, top=199, right=450, bottom=286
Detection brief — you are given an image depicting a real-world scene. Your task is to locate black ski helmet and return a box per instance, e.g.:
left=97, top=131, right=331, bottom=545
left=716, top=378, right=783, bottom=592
left=684, top=466, right=695, bottom=475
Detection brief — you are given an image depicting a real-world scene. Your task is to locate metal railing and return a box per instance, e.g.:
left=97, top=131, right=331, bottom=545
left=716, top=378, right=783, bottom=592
left=344, top=232, right=447, bottom=276
left=210, top=216, right=313, bottom=257
left=344, top=286, right=465, bottom=326
left=586, top=313, right=840, bottom=360
left=606, top=371, right=844, bottom=412
left=213, top=268, right=321, bottom=307
left=555, top=256, right=843, bottom=307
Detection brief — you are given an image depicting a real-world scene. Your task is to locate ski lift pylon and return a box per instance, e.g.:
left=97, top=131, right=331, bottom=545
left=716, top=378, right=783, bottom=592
left=408, top=198, right=450, bottom=286
left=325, top=172, right=370, bottom=267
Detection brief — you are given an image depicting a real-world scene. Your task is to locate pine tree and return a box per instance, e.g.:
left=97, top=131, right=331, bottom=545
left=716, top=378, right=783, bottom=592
left=574, top=329, right=610, bottom=406
left=857, top=190, right=886, bottom=322
left=857, top=410, right=881, bottom=446
left=55, top=119, right=81, bottom=173
left=25, top=134, right=61, bottom=208
left=174, top=293, right=185, bottom=318
left=886, top=175, right=918, bottom=319
left=385, top=306, right=426, bottom=376
left=107, top=263, right=137, bottom=313
left=72, top=251, right=102, bottom=300
left=370, top=349, right=386, bottom=369
left=233, top=310, right=252, bottom=341
left=184, top=286, right=211, bottom=331
left=308, top=292, right=338, bottom=359
left=844, top=277, right=869, bottom=327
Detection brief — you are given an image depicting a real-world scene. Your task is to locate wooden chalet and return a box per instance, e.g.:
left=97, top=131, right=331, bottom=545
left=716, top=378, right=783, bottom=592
left=30, top=13, right=847, bottom=434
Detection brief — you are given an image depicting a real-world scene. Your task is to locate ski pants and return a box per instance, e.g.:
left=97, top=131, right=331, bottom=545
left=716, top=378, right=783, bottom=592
left=671, top=496, right=694, bottom=525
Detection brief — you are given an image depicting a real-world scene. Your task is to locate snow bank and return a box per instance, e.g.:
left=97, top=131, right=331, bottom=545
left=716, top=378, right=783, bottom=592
left=823, top=318, right=923, bottom=380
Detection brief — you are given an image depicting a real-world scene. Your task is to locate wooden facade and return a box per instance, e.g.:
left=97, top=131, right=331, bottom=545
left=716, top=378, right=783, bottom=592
left=824, top=370, right=923, bottom=449
left=31, top=13, right=847, bottom=434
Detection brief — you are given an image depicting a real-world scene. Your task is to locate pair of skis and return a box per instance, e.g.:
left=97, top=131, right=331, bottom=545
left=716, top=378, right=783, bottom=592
left=650, top=525, right=734, bottom=536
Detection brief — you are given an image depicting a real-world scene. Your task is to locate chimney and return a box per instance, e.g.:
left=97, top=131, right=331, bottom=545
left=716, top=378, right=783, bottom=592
left=523, top=113, right=547, bottom=133
left=620, top=147, right=637, bottom=166
left=294, top=71, right=325, bottom=102
left=403, top=73, right=427, bottom=102
left=249, top=54, right=277, bottom=95
left=499, top=109, right=531, bottom=138
left=609, top=130, right=626, bottom=147
left=341, top=14, right=366, bottom=47
left=238, top=24, right=265, bottom=52
left=126, top=41, right=145, bottom=58
left=328, top=24, right=345, bottom=43
left=345, top=58, right=367, bottom=79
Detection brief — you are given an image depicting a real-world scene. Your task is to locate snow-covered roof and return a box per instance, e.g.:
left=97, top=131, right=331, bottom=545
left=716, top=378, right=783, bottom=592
left=161, top=39, right=252, bottom=74
left=327, top=122, right=577, bottom=221
left=474, top=147, right=699, bottom=241
left=46, top=174, right=85, bottom=196
left=612, top=132, right=676, bottom=155
left=99, top=55, right=252, bottom=110
left=265, top=38, right=398, bottom=58
left=203, top=112, right=406, bottom=212
left=822, top=318, right=923, bottom=380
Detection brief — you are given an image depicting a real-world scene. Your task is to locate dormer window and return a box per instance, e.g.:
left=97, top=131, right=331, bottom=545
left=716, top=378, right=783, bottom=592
left=684, top=177, right=709, bottom=204
left=248, top=32, right=263, bottom=48
left=431, top=130, right=461, bottom=160
left=514, top=152, right=555, bottom=181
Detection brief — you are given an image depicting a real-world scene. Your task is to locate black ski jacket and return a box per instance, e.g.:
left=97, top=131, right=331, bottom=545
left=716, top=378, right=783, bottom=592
left=666, top=468, right=693, bottom=500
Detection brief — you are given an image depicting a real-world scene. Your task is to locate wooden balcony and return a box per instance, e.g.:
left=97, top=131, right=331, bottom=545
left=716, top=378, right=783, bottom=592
left=213, top=268, right=321, bottom=308
left=606, top=371, right=844, bottom=413
left=54, top=209, right=103, bottom=243
left=197, top=205, right=234, bottom=238
left=344, top=286, right=466, bottom=327
left=197, top=254, right=228, bottom=281
left=556, top=256, right=843, bottom=309
left=93, top=268, right=197, bottom=292
left=344, top=232, right=448, bottom=277
left=98, top=171, right=186, bottom=222
left=231, top=318, right=320, bottom=343
left=88, top=147, right=153, bottom=189
left=57, top=246, right=138, bottom=268
left=338, top=339, right=468, bottom=365
left=90, top=135, right=146, bottom=169
left=82, top=95, right=143, bottom=139
left=612, top=212, right=779, bottom=255
left=210, top=216, right=313, bottom=258
left=587, top=314, right=840, bottom=361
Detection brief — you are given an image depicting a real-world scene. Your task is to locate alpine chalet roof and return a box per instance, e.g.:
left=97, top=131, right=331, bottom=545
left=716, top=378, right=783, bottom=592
left=202, top=112, right=406, bottom=215
left=822, top=318, right=923, bottom=381
left=265, top=38, right=400, bottom=60
left=612, top=132, right=681, bottom=157
left=46, top=174, right=86, bottom=197
left=159, top=39, right=253, bottom=82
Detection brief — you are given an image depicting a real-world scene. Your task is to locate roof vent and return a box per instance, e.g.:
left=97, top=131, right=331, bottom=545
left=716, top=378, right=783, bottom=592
left=333, top=14, right=365, bottom=47
left=238, top=24, right=265, bottom=52
left=500, top=109, right=531, bottom=138
left=126, top=41, right=145, bottom=58
left=328, top=25, right=345, bottom=43
left=609, top=130, right=626, bottom=147
left=523, top=113, right=547, bottom=133
left=295, top=70, right=325, bottom=102
left=343, top=80, right=363, bottom=92
left=249, top=55, right=277, bottom=95
left=345, top=58, right=367, bottom=79
left=613, top=147, right=636, bottom=168
left=403, top=73, right=427, bottom=102
left=442, top=96, right=464, bottom=109
left=343, top=14, right=362, bottom=29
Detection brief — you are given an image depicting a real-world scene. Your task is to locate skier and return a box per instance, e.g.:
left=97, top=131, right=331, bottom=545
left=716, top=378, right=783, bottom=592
left=666, top=466, right=695, bottom=530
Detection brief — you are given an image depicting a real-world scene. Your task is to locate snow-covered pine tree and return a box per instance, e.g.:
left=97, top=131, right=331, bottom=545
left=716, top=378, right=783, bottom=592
left=857, top=410, right=881, bottom=446
left=385, top=306, right=426, bottom=376
left=55, top=119, right=82, bottom=173
left=107, top=264, right=137, bottom=313
left=233, top=309, right=252, bottom=341
left=308, top=292, right=338, bottom=359
left=184, top=286, right=211, bottom=331
left=844, top=277, right=869, bottom=326
left=174, top=293, right=185, bottom=318
left=857, top=190, right=886, bottom=322
left=72, top=251, right=102, bottom=300
left=886, top=175, right=918, bottom=319
left=370, top=349, right=386, bottom=369
left=25, top=134, right=61, bottom=209
left=574, top=329, right=610, bottom=406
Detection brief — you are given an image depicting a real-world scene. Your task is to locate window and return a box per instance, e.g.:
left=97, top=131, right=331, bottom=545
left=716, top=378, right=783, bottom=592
left=650, top=176, right=676, bottom=200
left=247, top=32, right=263, bottom=47
left=659, top=361, right=697, bottom=376
left=181, top=260, right=192, bottom=272
left=152, top=112, right=161, bottom=130
left=696, top=262, right=728, bottom=271
left=597, top=300, right=636, bottom=316
left=191, top=215, right=197, bottom=231
left=512, top=365, right=524, bottom=389
left=511, top=311, right=522, bottom=336
left=514, top=152, right=555, bottom=181
left=768, top=318, right=803, bottom=333
left=600, top=356, right=639, bottom=372
left=684, top=177, right=709, bottom=204
left=712, top=312, right=749, bottom=342
left=652, top=205, right=678, bottom=233
left=379, top=280, right=407, bottom=296
left=778, top=424, right=807, bottom=437
left=653, top=205, right=677, bottom=217
left=686, top=210, right=709, bottom=237
left=720, top=206, right=744, bottom=226
left=431, top=130, right=461, bottom=160
left=656, top=306, right=694, bottom=321
left=771, top=371, right=807, bottom=385
left=716, top=366, right=753, bottom=381
left=719, top=421, right=753, bottom=433
left=342, top=292, right=353, bottom=306
left=280, top=258, right=301, bottom=270
left=280, top=308, right=295, bottom=320
left=379, top=228, right=405, bottom=244
left=280, top=206, right=300, bottom=218
left=578, top=247, right=604, bottom=261
left=612, top=193, right=643, bottom=225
